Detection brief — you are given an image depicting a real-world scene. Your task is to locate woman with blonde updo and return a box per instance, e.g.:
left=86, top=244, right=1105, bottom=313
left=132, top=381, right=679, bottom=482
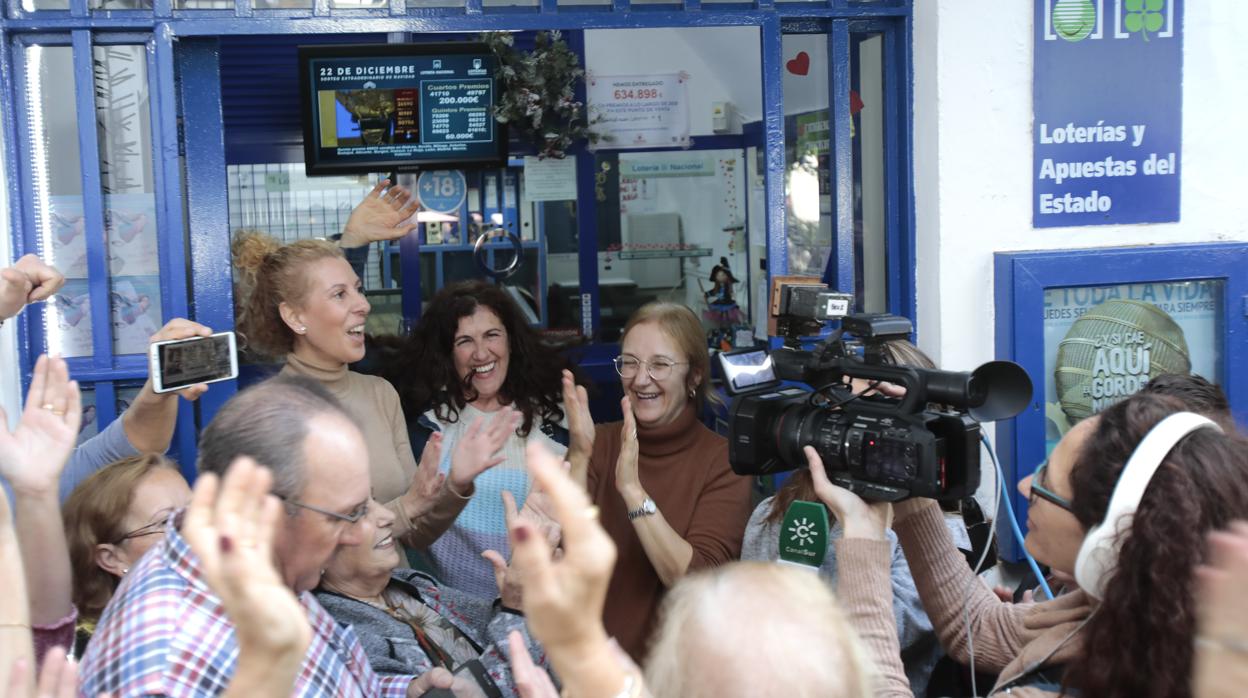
left=232, top=231, right=516, bottom=550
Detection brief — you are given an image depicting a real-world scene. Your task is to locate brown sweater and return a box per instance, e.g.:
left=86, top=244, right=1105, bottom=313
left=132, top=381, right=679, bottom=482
left=840, top=499, right=1093, bottom=697
left=586, top=404, right=752, bottom=661
left=281, top=354, right=468, bottom=548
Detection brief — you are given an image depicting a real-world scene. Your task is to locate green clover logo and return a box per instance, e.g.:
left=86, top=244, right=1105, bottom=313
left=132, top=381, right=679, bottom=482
left=1125, top=0, right=1165, bottom=41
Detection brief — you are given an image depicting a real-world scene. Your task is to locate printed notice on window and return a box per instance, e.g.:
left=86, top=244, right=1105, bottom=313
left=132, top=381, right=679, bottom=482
left=1033, top=0, right=1182, bottom=227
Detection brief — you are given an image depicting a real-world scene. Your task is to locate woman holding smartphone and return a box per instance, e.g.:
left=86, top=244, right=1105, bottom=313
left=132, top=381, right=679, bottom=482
left=232, top=212, right=517, bottom=549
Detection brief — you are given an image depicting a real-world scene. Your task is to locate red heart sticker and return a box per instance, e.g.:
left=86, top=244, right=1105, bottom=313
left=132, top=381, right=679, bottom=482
left=786, top=51, right=810, bottom=76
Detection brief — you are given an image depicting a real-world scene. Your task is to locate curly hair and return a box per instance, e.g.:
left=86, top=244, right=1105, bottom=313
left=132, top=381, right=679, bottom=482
left=765, top=339, right=936, bottom=525
left=231, top=229, right=343, bottom=358
left=1064, top=392, right=1248, bottom=698
left=386, top=280, right=573, bottom=437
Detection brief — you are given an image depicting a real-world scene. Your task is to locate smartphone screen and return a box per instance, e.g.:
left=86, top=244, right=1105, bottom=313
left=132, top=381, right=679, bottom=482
left=157, top=334, right=236, bottom=391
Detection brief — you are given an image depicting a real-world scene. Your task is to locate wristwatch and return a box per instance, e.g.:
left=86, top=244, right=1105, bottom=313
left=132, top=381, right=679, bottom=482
left=627, top=497, right=657, bottom=521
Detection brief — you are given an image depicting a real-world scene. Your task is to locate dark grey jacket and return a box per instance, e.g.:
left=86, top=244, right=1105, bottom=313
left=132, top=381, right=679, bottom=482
left=314, top=568, right=548, bottom=698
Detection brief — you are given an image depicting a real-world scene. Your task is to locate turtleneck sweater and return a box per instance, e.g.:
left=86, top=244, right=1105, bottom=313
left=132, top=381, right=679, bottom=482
left=586, top=404, right=752, bottom=661
left=281, top=353, right=468, bottom=548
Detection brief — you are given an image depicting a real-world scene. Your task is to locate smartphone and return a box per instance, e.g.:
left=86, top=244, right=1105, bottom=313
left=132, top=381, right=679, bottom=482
left=148, top=331, right=238, bottom=394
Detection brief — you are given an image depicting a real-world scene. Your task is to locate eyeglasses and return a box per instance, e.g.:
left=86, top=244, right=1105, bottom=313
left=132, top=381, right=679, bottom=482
left=1029, top=460, right=1073, bottom=512
left=279, top=496, right=370, bottom=525
left=114, top=519, right=166, bottom=544
left=614, top=356, right=687, bottom=381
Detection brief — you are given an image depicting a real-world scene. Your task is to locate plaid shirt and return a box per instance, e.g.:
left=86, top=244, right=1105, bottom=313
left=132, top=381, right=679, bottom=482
left=79, top=517, right=414, bottom=698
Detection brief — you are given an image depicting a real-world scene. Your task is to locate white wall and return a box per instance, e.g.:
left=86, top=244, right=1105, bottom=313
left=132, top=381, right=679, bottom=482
left=913, top=1, right=1248, bottom=377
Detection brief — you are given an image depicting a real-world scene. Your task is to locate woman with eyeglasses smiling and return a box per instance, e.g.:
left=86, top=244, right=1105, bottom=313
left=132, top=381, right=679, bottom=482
left=566, top=302, right=752, bottom=661
left=62, top=453, right=191, bottom=654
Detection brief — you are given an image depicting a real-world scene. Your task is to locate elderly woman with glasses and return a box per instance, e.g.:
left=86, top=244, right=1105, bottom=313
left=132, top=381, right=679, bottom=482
left=565, top=302, right=752, bottom=661
left=63, top=453, right=192, bottom=653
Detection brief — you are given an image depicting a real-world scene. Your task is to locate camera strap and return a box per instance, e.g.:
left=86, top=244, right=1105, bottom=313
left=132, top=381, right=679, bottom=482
left=778, top=500, right=830, bottom=568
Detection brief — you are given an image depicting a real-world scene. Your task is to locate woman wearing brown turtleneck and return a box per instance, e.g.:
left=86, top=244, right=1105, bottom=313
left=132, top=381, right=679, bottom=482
left=571, top=303, right=752, bottom=661
left=232, top=219, right=517, bottom=550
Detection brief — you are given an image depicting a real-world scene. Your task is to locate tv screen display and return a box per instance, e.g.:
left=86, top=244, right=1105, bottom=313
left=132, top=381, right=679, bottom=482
left=298, top=43, right=506, bottom=176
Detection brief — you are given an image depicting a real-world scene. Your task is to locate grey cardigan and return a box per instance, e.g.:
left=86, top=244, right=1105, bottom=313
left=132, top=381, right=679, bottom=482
left=742, top=496, right=948, bottom=697
left=314, top=568, right=548, bottom=698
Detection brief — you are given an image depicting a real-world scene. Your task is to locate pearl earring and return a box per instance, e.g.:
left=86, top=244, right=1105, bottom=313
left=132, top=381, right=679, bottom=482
left=297, top=326, right=307, bottom=334
left=122, top=567, right=129, bottom=575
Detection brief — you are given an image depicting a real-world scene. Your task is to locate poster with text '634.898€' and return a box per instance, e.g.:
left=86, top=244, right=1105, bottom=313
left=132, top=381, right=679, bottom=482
left=1034, top=0, right=1182, bottom=227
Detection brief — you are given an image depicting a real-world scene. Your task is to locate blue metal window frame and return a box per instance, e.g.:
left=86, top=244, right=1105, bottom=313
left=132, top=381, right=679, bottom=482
left=2, top=0, right=917, bottom=469
left=993, top=242, right=1248, bottom=561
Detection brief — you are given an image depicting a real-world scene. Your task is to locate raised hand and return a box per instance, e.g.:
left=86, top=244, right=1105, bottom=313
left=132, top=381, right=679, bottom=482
left=400, top=432, right=447, bottom=521
left=562, top=370, right=594, bottom=462
left=0, top=355, right=81, bottom=496
left=806, top=446, right=892, bottom=541
left=0, top=255, right=65, bottom=320
left=146, top=319, right=215, bottom=402
left=183, top=458, right=311, bottom=668
left=481, top=489, right=561, bottom=611
left=448, top=407, right=521, bottom=495
left=1195, top=522, right=1248, bottom=698
left=613, top=397, right=642, bottom=499
left=506, top=630, right=558, bottom=698
left=509, top=442, right=616, bottom=653
left=340, top=179, right=419, bottom=248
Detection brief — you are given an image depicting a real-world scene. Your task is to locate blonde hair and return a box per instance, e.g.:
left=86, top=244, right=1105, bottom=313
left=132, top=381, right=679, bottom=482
left=620, top=302, right=717, bottom=408
left=644, top=562, right=876, bottom=697
left=63, top=454, right=182, bottom=622
left=231, top=229, right=343, bottom=358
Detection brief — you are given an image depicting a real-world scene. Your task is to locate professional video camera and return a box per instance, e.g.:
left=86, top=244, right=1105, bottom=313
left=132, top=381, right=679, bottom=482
left=717, top=313, right=1032, bottom=502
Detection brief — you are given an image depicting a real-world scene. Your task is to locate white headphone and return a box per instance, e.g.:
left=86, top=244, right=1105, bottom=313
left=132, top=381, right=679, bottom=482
left=1074, top=411, right=1222, bottom=600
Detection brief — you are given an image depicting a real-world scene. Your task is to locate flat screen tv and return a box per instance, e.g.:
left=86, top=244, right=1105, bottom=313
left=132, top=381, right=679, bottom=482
left=298, top=42, right=506, bottom=176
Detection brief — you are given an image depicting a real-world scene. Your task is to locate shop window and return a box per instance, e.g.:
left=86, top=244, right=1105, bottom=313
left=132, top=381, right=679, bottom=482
left=780, top=34, right=832, bottom=280
left=853, top=32, right=887, bottom=313
left=24, top=45, right=90, bottom=357
left=94, top=45, right=164, bottom=355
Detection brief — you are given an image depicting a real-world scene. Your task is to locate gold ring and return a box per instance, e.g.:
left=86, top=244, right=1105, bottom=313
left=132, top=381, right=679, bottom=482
left=629, top=429, right=637, bottom=440
left=583, top=505, right=600, bottom=521
left=41, top=403, right=55, bottom=411
left=52, top=410, right=65, bottom=417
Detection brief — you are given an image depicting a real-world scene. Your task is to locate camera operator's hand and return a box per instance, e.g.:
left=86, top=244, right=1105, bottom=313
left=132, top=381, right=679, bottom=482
left=806, top=446, right=892, bottom=541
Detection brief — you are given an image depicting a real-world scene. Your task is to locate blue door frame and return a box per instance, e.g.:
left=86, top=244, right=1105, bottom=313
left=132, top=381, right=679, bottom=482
left=2, top=0, right=917, bottom=469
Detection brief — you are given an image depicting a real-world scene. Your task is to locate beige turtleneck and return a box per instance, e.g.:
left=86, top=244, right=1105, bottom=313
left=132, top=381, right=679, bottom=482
left=281, top=354, right=468, bottom=548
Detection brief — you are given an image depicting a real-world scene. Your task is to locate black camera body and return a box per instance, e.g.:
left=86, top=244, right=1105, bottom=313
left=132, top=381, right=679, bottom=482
left=719, top=314, right=1031, bottom=502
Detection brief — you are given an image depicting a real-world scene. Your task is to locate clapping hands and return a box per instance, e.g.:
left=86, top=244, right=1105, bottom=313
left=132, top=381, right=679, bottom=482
left=182, top=458, right=311, bottom=672
left=447, top=407, right=521, bottom=495
left=0, top=355, right=80, bottom=498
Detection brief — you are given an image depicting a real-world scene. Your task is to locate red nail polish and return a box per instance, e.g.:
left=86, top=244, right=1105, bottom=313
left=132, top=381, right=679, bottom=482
left=220, top=535, right=233, bottom=553
left=514, top=526, right=531, bottom=543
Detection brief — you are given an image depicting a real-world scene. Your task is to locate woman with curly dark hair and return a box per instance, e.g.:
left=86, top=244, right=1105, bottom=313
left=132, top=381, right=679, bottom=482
left=809, top=388, right=1248, bottom=698
left=380, top=280, right=582, bottom=597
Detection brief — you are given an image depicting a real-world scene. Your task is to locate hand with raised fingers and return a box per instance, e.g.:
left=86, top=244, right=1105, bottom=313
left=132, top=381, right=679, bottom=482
left=562, top=370, right=594, bottom=463
left=8, top=646, right=115, bottom=698
left=448, top=407, right=520, bottom=495
left=1195, top=522, right=1248, bottom=698
left=481, top=488, right=560, bottom=611
left=341, top=179, right=419, bottom=248
left=145, top=319, right=215, bottom=401
left=401, top=432, right=447, bottom=520
left=0, top=355, right=81, bottom=497
left=506, top=630, right=558, bottom=698
left=510, top=442, right=616, bottom=653
left=613, top=397, right=643, bottom=500
left=183, top=457, right=311, bottom=662
left=806, top=446, right=892, bottom=541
